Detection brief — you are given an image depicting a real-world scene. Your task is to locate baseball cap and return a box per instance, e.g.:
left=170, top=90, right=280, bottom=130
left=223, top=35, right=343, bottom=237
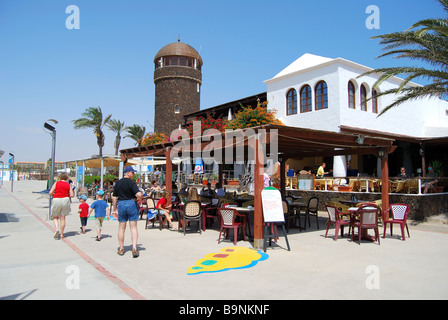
left=123, top=166, right=137, bottom=173
left=96, top=190, right=104, bottom=196
left=79, top=195, right=87, bottom=201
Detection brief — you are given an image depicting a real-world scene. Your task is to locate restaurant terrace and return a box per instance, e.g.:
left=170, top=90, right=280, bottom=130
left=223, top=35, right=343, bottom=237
left=119, top=124, right=400, bottom=249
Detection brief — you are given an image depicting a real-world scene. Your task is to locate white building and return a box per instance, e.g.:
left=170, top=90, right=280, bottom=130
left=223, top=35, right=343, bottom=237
left=264, top=53, right=448, bottom=177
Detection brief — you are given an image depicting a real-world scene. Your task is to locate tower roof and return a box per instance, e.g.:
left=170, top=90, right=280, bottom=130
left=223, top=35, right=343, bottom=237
left=154, top=42, right=203, bottom=66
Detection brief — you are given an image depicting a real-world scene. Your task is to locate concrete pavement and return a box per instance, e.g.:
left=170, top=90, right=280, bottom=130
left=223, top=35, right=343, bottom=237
left=1, top=180, right=448, bottom=300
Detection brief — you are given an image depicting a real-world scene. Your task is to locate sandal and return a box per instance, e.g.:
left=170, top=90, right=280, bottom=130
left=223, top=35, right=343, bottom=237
left=132, top=250, right=139, bottom=258
left=117, top=248, right=125, bottom=256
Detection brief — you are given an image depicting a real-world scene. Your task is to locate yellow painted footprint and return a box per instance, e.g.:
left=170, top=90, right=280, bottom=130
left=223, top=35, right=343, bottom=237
left=188, top=247, right=268, bottom=275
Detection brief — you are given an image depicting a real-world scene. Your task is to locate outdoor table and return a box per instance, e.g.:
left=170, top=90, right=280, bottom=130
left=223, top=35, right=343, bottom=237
left=339, top=199, right=365, bottom=206
left=231, top=197, right=254, bottom=207
left=348, top=207, right=376, bottom=242
left=233, top=206, right=254, bottom=240
left=287, top=201, right=307, bottom=230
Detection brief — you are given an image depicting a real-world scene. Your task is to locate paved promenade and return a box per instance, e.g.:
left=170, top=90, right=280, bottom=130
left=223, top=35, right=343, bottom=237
left=1, top=180, right=448, bottom=301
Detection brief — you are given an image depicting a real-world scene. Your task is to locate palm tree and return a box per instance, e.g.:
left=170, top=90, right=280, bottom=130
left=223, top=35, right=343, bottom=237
left=361, top=0, right=448, bottom=115
left=106, top=119, right=127, bottom=155
left=125, top=124, right=146, bottom=146
left=73, top=106, right=112, bottom=157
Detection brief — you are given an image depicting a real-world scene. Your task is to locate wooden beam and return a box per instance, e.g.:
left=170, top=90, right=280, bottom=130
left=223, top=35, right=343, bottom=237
left=254, top=138, right=264, bottom=249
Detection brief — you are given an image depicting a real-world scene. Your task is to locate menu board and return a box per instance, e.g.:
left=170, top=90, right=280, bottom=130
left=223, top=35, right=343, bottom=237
left=261, top=187, right=285, bottom=223
left=298, top=174, right=314, bottom=190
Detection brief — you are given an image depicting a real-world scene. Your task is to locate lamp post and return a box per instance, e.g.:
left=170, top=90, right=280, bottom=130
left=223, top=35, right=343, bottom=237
left=8, top=153, right=15, bottom=192
left=0, top=160, right=3, bottom=187
left=44, top=120, right=57, bottom=220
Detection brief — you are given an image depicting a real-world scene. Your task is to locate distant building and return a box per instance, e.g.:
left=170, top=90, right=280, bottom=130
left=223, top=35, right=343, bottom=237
left=264, top=53, right=448, bottom=176
left=154, top=40, right=203, bottom=134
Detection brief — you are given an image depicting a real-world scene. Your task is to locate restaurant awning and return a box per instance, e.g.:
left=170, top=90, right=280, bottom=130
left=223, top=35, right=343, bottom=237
left=118, top=124, right=396, bottom=249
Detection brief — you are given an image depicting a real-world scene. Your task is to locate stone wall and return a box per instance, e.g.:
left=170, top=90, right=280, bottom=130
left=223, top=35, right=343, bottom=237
left=154, top=66, right=202, bottom=134
left=287, top=190, right=448, bottom=221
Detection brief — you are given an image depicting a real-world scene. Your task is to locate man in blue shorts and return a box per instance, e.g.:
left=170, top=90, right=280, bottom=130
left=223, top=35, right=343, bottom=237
left=113, top=166, right=143, bottom=258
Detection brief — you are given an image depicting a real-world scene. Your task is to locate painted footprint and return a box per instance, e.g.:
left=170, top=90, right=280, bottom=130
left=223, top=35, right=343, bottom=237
left=188, top=247, right=268, bottom=275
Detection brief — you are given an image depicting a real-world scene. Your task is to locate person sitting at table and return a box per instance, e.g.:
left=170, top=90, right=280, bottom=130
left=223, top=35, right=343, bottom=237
left=156, top=191, right=177, bottom=230
left=187, top=187, right=200, bottom=201
left=422, top=166, right=439, bottom=194
left=178, top=183, right=188, bottom=197
left=397, top=167, right=409, bottom=178
left=201, top=183, right=214, bottom=198
left=214, top=182, right=225, bottom=197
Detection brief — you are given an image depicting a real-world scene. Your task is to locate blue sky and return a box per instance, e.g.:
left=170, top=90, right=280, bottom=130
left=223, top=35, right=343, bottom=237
left=0, top=0, right=444, bottom=163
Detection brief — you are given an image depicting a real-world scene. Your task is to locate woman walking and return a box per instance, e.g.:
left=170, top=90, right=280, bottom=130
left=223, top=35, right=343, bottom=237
left=49, top=172, right=74, bottom=239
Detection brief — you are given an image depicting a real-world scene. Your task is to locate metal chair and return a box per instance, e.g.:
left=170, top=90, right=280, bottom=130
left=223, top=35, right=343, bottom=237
left=179, top=201, right=202, bottom=235
left=325, top=205, right=351, bottom=241
left=382, top=204, right=411, bottom=241
left=302, top=197, right=319, bottom=230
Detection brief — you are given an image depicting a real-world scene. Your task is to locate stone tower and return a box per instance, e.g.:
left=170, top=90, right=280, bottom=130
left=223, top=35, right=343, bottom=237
left=154, top=40, right=203, bottom=134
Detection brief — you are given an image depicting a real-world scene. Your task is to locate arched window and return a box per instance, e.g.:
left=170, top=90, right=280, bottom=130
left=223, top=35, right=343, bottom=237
left=372, top=89, right=378, bottom=113
left=348, top=81, right=356, bottom=109
left=300, top=85, right=312, bottom=113
left=175, top=105, right=180, bottom=114
left=315, top=81, right=328, bottom=110
left=360, top=85, right=367, bottom=111
left=286, top=89, right=297, bottom=115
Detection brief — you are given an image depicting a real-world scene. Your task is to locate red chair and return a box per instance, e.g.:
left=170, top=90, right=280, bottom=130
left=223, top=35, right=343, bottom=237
left=325, top=205, right=351, bottom=241
left=382, top=204, right=411, bottom=241
left=217, top=207, right=246, bottom=245
left=205, top=198, right=220, bottom=228
left=351, top=205, right=381, bottom=245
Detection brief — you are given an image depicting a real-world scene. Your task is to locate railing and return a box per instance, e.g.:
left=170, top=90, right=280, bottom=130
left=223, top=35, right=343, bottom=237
left=290, top=175, right=447, bottom=194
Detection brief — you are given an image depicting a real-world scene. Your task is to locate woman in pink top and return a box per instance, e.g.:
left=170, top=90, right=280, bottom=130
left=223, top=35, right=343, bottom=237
left=49, top=172, right=74, bottom=239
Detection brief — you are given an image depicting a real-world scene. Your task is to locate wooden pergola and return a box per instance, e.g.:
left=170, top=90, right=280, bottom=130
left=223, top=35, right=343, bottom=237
left=119, top=124, right=395, bottom=249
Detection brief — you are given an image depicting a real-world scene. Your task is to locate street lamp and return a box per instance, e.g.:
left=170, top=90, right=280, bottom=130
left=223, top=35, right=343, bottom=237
left=44, top=119, right=57, bottom=220
left=9, top=153, right=15, bottom=192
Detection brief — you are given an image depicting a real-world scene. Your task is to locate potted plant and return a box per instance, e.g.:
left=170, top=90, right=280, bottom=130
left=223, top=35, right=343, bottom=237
left=227, top=179, right=239, bottom=186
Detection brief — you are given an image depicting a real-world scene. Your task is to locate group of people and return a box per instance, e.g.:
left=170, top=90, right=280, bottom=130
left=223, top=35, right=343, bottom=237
left=49, top=167, right=144, bottom=258
left=397, top=166, right=439, bottom=194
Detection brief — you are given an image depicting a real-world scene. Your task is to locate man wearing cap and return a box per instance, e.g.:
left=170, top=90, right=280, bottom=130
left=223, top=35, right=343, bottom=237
left=113, top=166, right=143, bottom=258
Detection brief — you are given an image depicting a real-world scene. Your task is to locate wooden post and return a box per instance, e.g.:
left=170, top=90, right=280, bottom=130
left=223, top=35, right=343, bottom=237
left=254, top=138, right=264, bottom=249
left=166, top=147, right=172, bottom=206
left=381, top=155, right=389, bottom=214
left=280, top=158, right=286, bottom=197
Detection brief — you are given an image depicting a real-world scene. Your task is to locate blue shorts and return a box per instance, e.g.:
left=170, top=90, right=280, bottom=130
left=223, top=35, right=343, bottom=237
left=117, top=200, right=139, bottom=222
